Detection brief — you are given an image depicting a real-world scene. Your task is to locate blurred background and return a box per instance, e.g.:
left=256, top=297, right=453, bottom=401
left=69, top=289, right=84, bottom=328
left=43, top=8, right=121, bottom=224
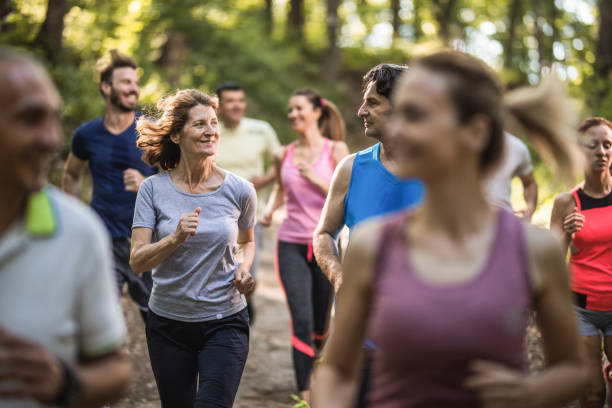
left=1, top=0, right=610, bottom=222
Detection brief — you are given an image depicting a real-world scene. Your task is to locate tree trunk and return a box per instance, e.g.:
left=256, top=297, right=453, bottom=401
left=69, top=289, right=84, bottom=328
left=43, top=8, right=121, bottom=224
left=504, top=0, right=521, bottom=69
left=531, top=0, right=549, bottom=69
left=391, top=0, right=400, bottom=39
left=596, top=0, right=612, bottom=78
left=0, top=0, right=13, bottom=21
left=264, top=0, right=273, bottom=35
left=433, top=0, right=458, bottom=43
left=34, top=0, right=68, bottom=57
left=287, top=0, right=304, bottom=40
left=325, top=0, right=341, bottom=80
left=413, top=0, right=423, bottom=40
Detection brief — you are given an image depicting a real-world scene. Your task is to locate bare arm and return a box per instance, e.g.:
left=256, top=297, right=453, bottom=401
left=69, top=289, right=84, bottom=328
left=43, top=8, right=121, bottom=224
left=0, top=329, right=131, bottom=408
left=130, top=207, right=202, bottom=274
left=261, top=148, right=286, bottom=226
left=311, top=220, right=381, bottom=408
left=520, top=172, right=538, bottom=221
left=234, top=228, right=256, bottom=294
left=464, top=226, right=587, bottom=407
left=251, top=165, right=277, bottom=191
left=61, top=153, right=87, bottom=198
left=75, top=348, right=132, bottom=407
left=313, top=154, right=355, bottom=293
left=549, top=192, right=577, bottom=258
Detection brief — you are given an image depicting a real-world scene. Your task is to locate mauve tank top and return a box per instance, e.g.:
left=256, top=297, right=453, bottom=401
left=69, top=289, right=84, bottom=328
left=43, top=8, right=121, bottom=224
left=277, top=139, right=335, bottom=244
left=570, top=188, right=612, bottom=310
left=369, top=209, right=531, bottom=408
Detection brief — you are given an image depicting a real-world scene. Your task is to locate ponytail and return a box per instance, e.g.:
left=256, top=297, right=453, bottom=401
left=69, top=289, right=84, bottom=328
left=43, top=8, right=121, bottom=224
left=503, top=75, right=581, bottom=179
left=292, top=89, right=346, bottom=141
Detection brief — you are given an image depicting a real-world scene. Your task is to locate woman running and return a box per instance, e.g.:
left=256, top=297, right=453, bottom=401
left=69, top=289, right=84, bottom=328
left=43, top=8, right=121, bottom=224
left=550, top=117, right=612, bottom=408
left=261, top=89, right=349, bottom=403
left=313, top=51, right=587, bottom=407
left=129, top=89, right=256, bottom=408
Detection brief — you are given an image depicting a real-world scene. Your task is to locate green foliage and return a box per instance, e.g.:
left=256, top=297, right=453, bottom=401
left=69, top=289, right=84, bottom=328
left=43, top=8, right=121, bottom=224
left=1, top=0, right=607, bottom=160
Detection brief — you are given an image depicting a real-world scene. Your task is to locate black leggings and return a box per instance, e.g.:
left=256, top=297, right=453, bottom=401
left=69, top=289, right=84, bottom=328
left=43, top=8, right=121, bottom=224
left=276, top=240, right=334, bottom=391
left=146, top=309, right=250, bottom=408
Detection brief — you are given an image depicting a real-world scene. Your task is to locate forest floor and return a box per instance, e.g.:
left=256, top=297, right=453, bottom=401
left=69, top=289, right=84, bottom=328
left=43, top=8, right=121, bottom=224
left=115, top=223, right=585, bottom=408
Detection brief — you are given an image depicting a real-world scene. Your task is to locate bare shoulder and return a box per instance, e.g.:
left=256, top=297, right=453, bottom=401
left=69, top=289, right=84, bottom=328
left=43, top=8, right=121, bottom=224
left=524, top=223, right=566, bottom=294
left=552, top=191, right=576, bottom=214
left=272, top=146, right=288, bottom=164
left=332, top=153, right=356, bottom=187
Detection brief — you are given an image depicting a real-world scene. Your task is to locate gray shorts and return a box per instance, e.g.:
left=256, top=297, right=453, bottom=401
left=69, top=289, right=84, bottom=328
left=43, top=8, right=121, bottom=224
left=574, top=306, right=612, bottom=337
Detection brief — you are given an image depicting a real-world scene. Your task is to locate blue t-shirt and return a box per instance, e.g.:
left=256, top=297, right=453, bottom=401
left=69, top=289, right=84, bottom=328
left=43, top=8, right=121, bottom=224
left=344, top=142, right=424, bottom=229
left=71, top=115, right=156, bottom=238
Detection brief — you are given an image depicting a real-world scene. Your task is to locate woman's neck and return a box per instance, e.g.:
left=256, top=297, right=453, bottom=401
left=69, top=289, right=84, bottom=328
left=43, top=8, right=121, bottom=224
left=584, top=169, right=612, bottom=197
left=173, top=153, right=215, bottom=191
left=414, top=167, right=494, bottom=242
left=298, top=125, right=324, bottom=147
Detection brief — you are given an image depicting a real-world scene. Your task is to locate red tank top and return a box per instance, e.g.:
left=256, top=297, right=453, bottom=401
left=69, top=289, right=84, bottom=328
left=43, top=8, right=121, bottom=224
left=570, top=188, right=612, bottom=310
left=369, top=210, right=531, bottom=408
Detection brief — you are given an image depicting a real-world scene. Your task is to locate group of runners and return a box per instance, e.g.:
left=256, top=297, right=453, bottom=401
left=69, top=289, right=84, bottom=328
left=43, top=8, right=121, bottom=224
left=1, top=43, right=612, bottom=408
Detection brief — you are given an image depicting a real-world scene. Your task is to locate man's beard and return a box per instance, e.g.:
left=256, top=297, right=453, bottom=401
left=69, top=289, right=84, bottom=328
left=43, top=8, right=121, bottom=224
left=110, top=87, right=137, bottom=112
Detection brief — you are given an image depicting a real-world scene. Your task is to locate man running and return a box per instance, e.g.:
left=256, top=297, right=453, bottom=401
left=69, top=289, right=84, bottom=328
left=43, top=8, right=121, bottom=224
left=312, top=64, right=424, bottom=408
left=62, top=50, right=156, bottom=320
left=314, top=64, right=423, bottom=292
left=214, top=82, right=281, bottom=324
left=0, top=47, right=130, bottom=408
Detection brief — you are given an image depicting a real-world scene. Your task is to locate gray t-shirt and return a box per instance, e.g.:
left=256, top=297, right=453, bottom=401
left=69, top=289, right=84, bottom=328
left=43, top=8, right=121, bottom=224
left=133, top=171, right=256, bottom=322
left=483, top=133, right=533, bottom=211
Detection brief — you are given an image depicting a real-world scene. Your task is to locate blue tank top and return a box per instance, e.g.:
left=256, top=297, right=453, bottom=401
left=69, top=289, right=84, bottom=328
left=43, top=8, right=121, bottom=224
left=344, top=143, right=424, bottom=229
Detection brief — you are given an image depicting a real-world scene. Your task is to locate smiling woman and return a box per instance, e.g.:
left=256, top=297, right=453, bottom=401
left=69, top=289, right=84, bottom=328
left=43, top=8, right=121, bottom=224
left=129, top=89, right=257, bottom=408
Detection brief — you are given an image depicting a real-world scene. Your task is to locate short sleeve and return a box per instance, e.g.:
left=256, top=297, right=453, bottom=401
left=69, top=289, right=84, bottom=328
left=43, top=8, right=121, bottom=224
left=515, top=142, right=533, bottom=177
left=263, top=122, right=281, bottom=158
left=238, top=182, right=257, bottom=230
left=76, top=220, right=126, bottom=357
left=71, top=127, right=89, bottom=160
left=132, top=177, right=156, bottom=229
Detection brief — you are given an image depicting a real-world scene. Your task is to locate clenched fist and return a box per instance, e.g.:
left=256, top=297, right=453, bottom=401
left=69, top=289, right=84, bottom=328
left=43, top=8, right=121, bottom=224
left=173, top=207, right=202, bottom=243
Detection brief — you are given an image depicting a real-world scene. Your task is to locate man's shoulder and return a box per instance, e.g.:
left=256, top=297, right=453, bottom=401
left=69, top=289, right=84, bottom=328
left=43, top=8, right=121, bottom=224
left=75, top=116, right=104, bottom=136
left=242, top=117, right=274, bottom=133
left=47, top=186, right=109, bottom=242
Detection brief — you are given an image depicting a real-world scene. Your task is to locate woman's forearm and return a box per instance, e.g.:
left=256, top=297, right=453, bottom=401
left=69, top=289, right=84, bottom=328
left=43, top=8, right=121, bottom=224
left=238, top=241, right=255, bottom=272
left=523, top=362, right=587, bottom=408
left=130, top=232, right=182, bottom=274
left=308, top=174, right=330, bottom=196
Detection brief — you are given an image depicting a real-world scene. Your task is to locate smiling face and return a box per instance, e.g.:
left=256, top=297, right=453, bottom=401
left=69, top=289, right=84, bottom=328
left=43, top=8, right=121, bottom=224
left=102, top=66, right=140, bottom=112
left=288, top=95, right=321, bottom=135
left=388, top=67, right=489, bottom=181
left=0, top=60, right=62, bottom=197
left=357, top=81, right=392, bottom=140
left=174, top=104, right=220, bottom=159
left=580, top=124, right=612, bottom=174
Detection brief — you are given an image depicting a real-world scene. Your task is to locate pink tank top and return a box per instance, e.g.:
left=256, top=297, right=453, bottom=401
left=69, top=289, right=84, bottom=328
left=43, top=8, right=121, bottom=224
left=277, top=139, right=335, bottom=244
left=369, top=210, right=531, bottom=408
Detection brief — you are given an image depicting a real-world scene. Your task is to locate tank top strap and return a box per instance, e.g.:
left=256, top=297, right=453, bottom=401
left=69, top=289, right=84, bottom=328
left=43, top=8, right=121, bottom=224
left=324, top=139, right=334, bottom=168
left=374, top=212, right=410, bottom=281
left=283, top=142, right=296, bottom=165
left=572, top=189, right=582, bottom=212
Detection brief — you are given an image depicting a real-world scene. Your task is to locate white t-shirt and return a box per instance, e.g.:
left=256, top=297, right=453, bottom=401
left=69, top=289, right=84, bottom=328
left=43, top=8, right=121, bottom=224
left=483, top=133, right=533, bottom=211
left=217, top=117, right=280, bottom=219
left=0, top=186, right=126, bottom=408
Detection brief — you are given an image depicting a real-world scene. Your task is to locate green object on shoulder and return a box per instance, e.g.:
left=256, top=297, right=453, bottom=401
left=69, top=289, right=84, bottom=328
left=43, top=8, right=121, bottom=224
left=26, top=188, right=57, bottom=236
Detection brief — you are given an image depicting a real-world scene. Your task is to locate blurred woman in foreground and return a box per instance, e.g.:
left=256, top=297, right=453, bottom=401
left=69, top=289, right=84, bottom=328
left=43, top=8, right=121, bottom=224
left=312, top=51, right=587, bottom=408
